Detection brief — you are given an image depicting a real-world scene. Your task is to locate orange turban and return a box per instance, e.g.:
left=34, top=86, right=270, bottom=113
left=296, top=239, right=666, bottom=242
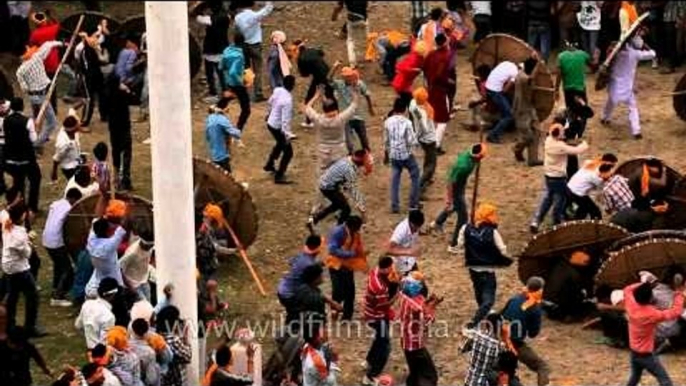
left=203, top=203, right=228, bottom=227
left=412, top=87, right=434, bottom=120
left=105, top=200, right=127, bottom=219
left=341, top=66, right=360, bottom=82
left=146, top=332, right=168, bottom=353
left=21, top=45, right=40, bottom=61
left=569, top=251, right=591, bottom=267
left=475, top=203, right=498, bottom=227
left=106, top=326, right=129, bottom=350
left=641, top=164, right=651, bottom=197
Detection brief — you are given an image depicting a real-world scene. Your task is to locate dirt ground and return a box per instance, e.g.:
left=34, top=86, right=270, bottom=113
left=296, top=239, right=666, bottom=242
left=8, top=2, right=686, bottom=385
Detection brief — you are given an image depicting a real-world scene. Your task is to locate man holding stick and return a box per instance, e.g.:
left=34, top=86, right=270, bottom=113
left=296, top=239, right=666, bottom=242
left=15, top=40, right=63, bottom=148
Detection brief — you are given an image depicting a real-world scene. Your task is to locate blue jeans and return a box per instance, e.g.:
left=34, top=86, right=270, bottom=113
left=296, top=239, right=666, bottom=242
left=469, top=269, right=496, bottom=327
left=390, top=156, right=421, bottom=212
left=533, top=176, right=568, bottom=226
left=366, top=320, right=391, bottom=378
left=528, top=22, right=552, bottom=61
left=435, top=181, right=467, bottom=246
left=626, top=352, right=673, bottom=386
left=30, top=93, right=58, bottom=146
left=486, top=90, right=512, bottom=141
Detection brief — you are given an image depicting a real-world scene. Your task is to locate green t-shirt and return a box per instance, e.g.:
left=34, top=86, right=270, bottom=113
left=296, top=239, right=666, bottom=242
left=558, top=50, right=590, bottom=92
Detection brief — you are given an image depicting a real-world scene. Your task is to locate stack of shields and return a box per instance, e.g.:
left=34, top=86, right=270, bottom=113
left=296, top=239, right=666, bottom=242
left=596, top=230, right=686, bottom=289
left=61, top=158, right=260, bottom=256
left=614, top=157, right=686, bottom=229
left=518, top=220, right=629, bottom=284
left=471, top=33, right=555, bottom=121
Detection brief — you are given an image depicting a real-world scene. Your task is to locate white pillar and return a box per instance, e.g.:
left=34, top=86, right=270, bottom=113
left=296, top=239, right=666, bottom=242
left=145, top=2, right=199, bottom=382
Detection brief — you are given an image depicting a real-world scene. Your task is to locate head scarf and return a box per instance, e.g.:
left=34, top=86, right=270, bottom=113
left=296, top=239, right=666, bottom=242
left=521, top=288, right=543, bottom=311
left=146, top=332, right=168, bottom=353
left=412, top=87, right=434, bottom=120
left=475, top=203, right=498, bottom=227
left=569, top=251, right=590, bottom=267
left=341, top=66, right=360, bottom=82
left=106, top=326, right=129, bottom=350
left=105, top=200, right=127, bottom=219
left=21, top=45, right=40, bottom=61
left=203, top=203, right=229, bottom=231
left=270, top=30, right=291, bottom=77
left=621, top=1, right=638, bottom=26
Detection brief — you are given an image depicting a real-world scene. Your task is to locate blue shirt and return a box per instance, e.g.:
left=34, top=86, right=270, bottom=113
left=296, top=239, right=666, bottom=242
left=115, top=48, right=137, bottom=83
left=277, top=252, right=318, bottom=299
left=501, top=293, right=543, bottom=343
left=234, top=2, right=274, bottom=44
left=328, top=224, right=355, bottom=259
left=86, top=226, right=127, bottom=292
left=220, top=45, right=245, bottom=87
left=205, top=112, right=241, bottom=162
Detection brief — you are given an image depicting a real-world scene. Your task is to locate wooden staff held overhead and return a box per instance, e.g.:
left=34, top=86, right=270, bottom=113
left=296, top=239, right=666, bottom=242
left=224, top=221, right=267, bottom=296
left=35, top=14, right=86, bottom=130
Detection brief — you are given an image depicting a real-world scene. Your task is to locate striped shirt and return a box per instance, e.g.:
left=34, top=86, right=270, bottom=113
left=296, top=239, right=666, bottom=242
left=16, top=41, right=63, bottom=92
left=399, top=293, right=435, bottom=351
left=408, top=100, right=436, bottom=144
left=319, top=157, right=365, bottom=211
left=384, top=114, right=418, bottom=161
left=363, top=267, right=396, bottom=320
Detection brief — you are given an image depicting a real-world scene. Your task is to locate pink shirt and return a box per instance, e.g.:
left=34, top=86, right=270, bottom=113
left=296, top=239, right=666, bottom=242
left=624, top=283, right=684, bottom=353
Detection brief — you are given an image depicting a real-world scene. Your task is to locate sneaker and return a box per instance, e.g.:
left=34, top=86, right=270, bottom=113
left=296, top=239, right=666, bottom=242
left=203, top=95, right=220, bottom=104
left=652, top=57, right=659, bottom=69
left=529, top=223, right=539, bottom=234
left=300, top=121, right=314, bottom=128
left=633, top=133, right=643, bottom=140
left=50, top=298, right=73, bottom=307
left=429, top=221, right=444, bottom=234
left=513, top=149, right=525, bottom=162
left=274, top=176, right=294, bottom=185
left=436, top=147, right=446, bottom=156
left=359, top=360, right=369, bottom=370
left=263, top=164, right=276, bottom=173
left=361, top=375, right=378, bottom=386
left=447, top=245, right=461, bottom=254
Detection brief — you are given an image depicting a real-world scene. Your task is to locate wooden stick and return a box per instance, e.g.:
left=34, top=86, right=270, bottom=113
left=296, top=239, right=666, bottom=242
left=470, top=131, right=485, bottom=224
left=224, top=221, right=267, bottom=296
left=35, top=14, right=85, bottom=130
left=532, top=86, right=556, bottom=93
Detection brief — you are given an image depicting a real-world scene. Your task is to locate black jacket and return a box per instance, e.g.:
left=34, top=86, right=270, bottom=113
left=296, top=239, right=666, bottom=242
left=3, top=112, right=35, bottom=163
left=297, top=48, right=329, bottom=81
left=210, top=368, right=253, bottom=386
left=203, top=14, right=230, bottom=55
left=464, top=224, right=513, bottom=268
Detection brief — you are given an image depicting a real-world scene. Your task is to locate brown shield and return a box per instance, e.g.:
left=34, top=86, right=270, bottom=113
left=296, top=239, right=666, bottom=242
left=518, top=220, right=629, bottom=283
left=614, top=157, right=682, bottom=198
left=606, top=230, right=686, bottom=254
left=59, top=11, right=122, bottom=40
left=596, top=238, right=686, bottom=289
left=470, top=33, right=555, bottom=120
left=192, top=158, right=259, bottom=249
left=63, top=193, right=154, bottom=255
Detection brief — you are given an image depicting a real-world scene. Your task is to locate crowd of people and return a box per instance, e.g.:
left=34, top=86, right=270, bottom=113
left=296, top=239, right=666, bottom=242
left=1, top=0, right=686, bottom=386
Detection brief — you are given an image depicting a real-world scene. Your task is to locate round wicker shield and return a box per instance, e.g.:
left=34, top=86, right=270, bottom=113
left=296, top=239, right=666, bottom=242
left=673, top=73, right=686, bottom=122
left=470, top=33, right=555, bottom=120
left=193, top=158, right=259, bottom=249
left=63, top=193, right=154, bottom=255
left=614, top=157, right=682, bottom=198
left=59, top=11, right=122, bottom=40
left=0, top=66, right=16, bottom=100
left=607, top=230, right=686, bottom=254
left=116, top=15, right=202, bottom=80
left=518, top=220, right=629, bottom=283
left=595, top=12, right=650, bottom=91
left=596, top=238, right=686, bottom=289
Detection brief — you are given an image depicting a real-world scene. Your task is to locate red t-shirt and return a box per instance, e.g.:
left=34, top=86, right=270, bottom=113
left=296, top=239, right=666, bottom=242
left=29, top=22, right=61, bottom=74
